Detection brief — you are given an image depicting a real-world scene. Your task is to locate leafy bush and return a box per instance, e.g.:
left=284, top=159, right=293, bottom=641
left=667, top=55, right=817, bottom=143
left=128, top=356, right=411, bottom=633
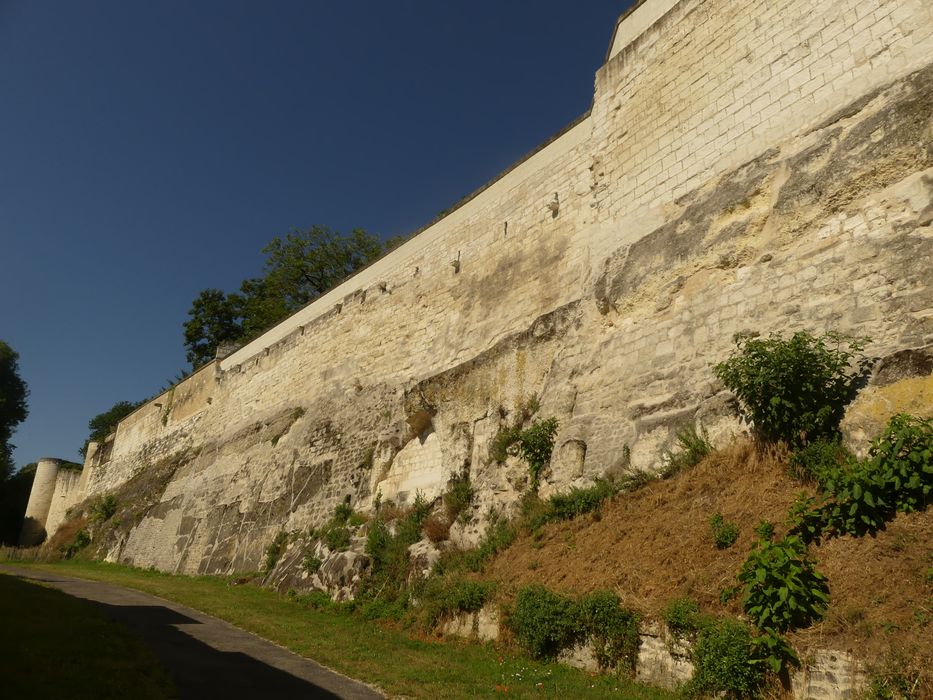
left=789, top=414, right=932, bottom=543
left=578, top=590, right=639, bottom=673
left=302, top=553, right=322, bottom=573
left=333, top=501, right=353, bottom=523
left=788, top=438, right=851, bottom=484
left=510, top=585, right=582, bottom=660
left=661, top=425, right=713, bottom=478
left=509, top=586, right=639, bottom=669
left=548, top=480, right=617, bottom=521
left=324, top=525, right=351, bottom=552
left=738, top=535, right=829, bottom=633
left=753, top=520, right=775, bottom=541
left=715, top=331, right=866, bottom=446
left=89, top=494, right=118, bottom=523
left=61, top=529, right=91, bottom=559
left=490, top=424, right=522, bottom=463
left=443, top=473, right=473, bottom=523
left=710, top=512, right=740, bottom=549
left=663, top=597, right=704, bottom=638
left=688, top=619, right=763, bottom=699
left=865, top=413, right=932, bottom=514
left=516, top=417, right=559, bottom=487
left=415, top=576, right=495, bottom=630
left=363, top=494, right=433, bottom=602
left=264, top=530, right=288, bottom=572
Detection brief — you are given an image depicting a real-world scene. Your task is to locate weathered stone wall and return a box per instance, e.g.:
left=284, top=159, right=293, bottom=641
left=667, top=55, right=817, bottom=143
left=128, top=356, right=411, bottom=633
left=36, top=0, right=933, bottom=578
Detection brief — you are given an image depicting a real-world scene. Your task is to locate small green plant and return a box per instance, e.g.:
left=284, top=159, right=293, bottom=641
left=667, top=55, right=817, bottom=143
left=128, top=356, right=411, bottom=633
left=738, top=535, right=829, bottom=632
left=687, top=619, right=763, bottom=698
left=663, top=597, right=704, bottom=638
left=516, top=417, right=559, bottom=488
left=90, top=494, right=119, bottom=523
left=264, top=530, right=288, bottom=572
left=753, top=520, right=775, bottom=541
left=715, top=331, right=867, bottom=446
left=490, top=424, right=522, bottom=463
left=788, top=438, right=852, bottom=484
left=333, top=501, right=353, bottom=524
left=324, top=526, right=351, bottom=552
left=710, top=512, right=740, bottom=549
left=661, top=425, right=713, bottom=478
left=547, top=479, right=617, bottom=521
left=443, top=473, right=473, bottom=523
left=303, top=553, right=322, bottom=573
left=61, top=529, right=91, bottom=559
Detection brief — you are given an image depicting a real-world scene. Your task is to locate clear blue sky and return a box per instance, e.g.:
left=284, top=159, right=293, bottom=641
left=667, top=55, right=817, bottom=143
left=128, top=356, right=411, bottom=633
left=1, top=0, right=630, bottom=468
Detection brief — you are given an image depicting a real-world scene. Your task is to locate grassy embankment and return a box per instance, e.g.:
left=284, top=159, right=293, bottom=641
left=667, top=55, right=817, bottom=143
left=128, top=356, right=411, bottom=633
left=3, top=559, right=678, bottom=700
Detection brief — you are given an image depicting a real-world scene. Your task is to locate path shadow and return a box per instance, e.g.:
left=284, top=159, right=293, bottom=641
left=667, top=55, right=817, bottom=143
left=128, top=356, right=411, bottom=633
left=81, top=599, right=344, bottom=699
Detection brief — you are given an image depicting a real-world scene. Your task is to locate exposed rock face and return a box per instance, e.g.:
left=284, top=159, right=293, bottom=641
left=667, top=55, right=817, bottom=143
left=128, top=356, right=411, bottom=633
left=29, top=1, right=933, bottom=589
left=841, top=345, right=933, bottom=456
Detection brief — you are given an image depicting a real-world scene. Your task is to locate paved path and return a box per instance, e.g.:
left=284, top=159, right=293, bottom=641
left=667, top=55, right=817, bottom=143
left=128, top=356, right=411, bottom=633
left=1, top=566, right=383, bottom=700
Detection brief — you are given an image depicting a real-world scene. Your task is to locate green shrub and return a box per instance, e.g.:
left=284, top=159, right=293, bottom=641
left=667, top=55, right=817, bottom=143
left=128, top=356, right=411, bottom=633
left=264, top=530, right=288, bottom=572
left=789, top=414, right=932, bottom=543
left=753, top=520, right=775, bottom=541
left=710, top=512, right=740, bottom=549
left=663, top=597, right=704, bottom=638
left=578, top=591, right=640, bottom=673
left=738, top=535, right=828, bottom=633
left=865, top=413, right=932, bottom=514
left=714, top=331, right=867, bottom=446
left=688, top=619, right=763, bottom=698
left=303, top=553, right=322, bottom=573
left=333, top=501, right=353, bottom=523
left=490, top=424, right=521, bottom=463
left=510, top=585, right=581, bottom=660
left=90, top=494, right=118, bottom=523
left=443, top=473, right=473, bottom=523
left=414, top=576, right=495, bottom=630
left=324, top=526, right=351, bottom=552
left=61, top=529, right=91, bottom=559
left=548, top=480, right=617, bottom=521
left=363, top=495, right=433, bottom=602
left=788, top=438, right=852, bottom=484
left=516, top=417, right=559, bottom=487
left=661, top=425, right=713, bottom=478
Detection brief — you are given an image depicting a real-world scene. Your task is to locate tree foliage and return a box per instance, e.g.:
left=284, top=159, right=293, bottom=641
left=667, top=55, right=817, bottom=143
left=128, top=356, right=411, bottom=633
left=80, top=400, right=141, bottom=457
left=0, top=341, right=28, bottom=481
left=184, top=226, right=390, bottom=367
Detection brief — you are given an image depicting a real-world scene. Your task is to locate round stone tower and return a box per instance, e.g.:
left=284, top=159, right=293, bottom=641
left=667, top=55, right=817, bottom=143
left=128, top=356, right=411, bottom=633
left=19, top=457, right=63, bottom=546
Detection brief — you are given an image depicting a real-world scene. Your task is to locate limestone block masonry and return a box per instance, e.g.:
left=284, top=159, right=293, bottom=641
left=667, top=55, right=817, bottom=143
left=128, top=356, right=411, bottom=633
left=19, top=458, right=63, bottom=546
left=31, top=0, right=933, bottom=601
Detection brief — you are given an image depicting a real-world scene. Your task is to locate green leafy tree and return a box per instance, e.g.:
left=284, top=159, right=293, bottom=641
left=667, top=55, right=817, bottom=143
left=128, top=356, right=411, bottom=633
left=0, top=341, right=28, bottom=481
left=261, top=226, right=383, bottom=309
left=183, top=226, right=386, bottom=368
left=183, top=288, right=244, bottom=368
left=80, top=400, right=141, bottom=458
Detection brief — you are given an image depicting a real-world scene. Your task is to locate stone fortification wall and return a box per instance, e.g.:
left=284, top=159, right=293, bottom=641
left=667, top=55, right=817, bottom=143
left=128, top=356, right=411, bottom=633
left=35, top=0, right=933, bottom=576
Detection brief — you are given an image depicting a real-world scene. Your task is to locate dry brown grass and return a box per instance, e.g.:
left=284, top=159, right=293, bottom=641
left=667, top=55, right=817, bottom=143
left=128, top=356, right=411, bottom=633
left=481, top=438, right=932, bottom=681
left=42, top=515, right=89, bottom=559
left=486, top=439, right=805, bottom=614
left=423, top=515, right=450, bottom=543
